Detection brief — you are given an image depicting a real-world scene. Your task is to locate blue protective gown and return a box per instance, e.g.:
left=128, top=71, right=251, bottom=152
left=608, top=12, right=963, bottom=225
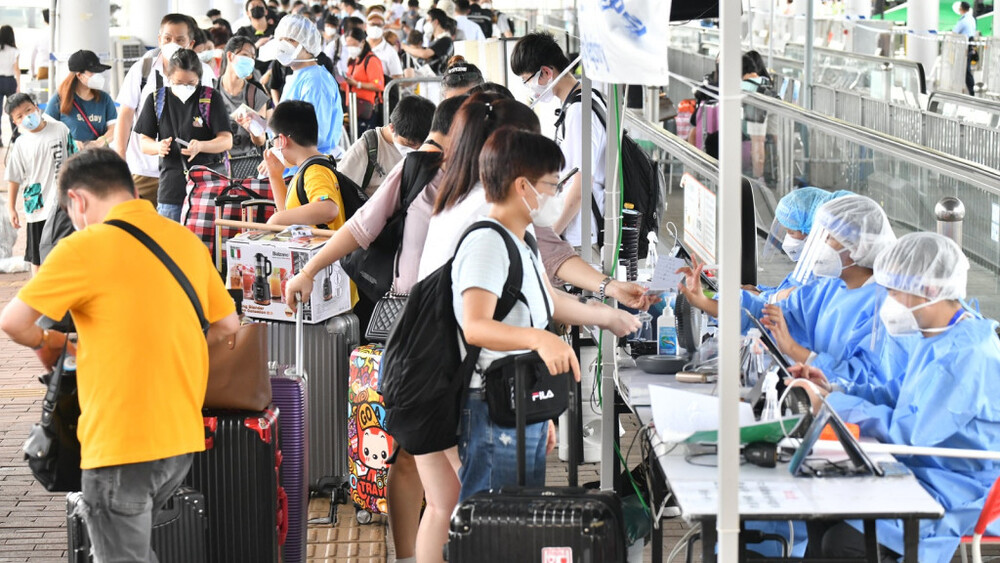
left=755, top=272, right=798, bottom=304
left=741, top=277, right=898, bottom=387
left=281, top=64, right=344, bottom=156
left=826, top=316, right=1000, bottom=563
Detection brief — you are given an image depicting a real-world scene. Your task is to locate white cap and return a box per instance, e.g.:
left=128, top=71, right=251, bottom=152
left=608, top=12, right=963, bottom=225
left=812, top=195, right=896, bottom=268
left=874, top=232, right=969, bottom=300
left=274, top=13, right=322, bottom=56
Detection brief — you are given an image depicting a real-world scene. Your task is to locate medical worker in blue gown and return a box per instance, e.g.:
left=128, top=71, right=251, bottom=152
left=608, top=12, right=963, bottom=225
left=264, top=14, right=343, bottom=157
left=794, top=232, right=1000, bottom=563
left=752, top=187, right=852, bottom=303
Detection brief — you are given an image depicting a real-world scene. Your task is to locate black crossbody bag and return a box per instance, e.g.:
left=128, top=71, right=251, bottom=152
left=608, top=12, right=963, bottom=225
left=482, top=247, right=569, bottom=427
left=23, top=342, right=82, bottom=492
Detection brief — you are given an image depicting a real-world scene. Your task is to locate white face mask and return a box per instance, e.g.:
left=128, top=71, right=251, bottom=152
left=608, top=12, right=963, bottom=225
left=781, top=233, right=805, bottom=262
left=812, top=243, right=850, bottom=278
left=368, top=26, right=384, bottom=40
left=84, top=73, right=106, bottom=91
left=198, top=49, right=222, bottom=63
left=160, top=42, right=183, bottom=62
left=346, top=45, right=362, bottom=59
left=324, top=26, right=338, bottom=38
left=393, top=140, right=414, bottom=156
left=527, top=71, right=554, bottom=104
left=171, top=84, right=197, bottom=103
left=522, top=179, right=564, bottom=228
left=422, top=21, right=435, bottom=37
left=879, top=296, right=942, bottom=337
left=275, top=40, right=302, bottom=66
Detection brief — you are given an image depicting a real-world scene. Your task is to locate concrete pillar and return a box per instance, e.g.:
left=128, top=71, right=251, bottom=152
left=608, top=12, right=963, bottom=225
left=908, top=0, right=939, bottom=77
left=848, top=0, right=872, bottom=18
left=132, top=0, right=170, bottom=46
left=214, top=0, right=243, bottom=23
left=54, top=0, right=111, bottom=82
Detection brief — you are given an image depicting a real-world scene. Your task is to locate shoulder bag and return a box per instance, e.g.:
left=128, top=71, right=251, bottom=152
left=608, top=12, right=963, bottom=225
left=106, top=219, right=271, bottom=412
left=23, top=341, right=82, bottom=492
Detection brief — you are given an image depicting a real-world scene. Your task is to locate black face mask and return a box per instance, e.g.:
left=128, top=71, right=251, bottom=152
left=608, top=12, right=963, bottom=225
left=250, top=6, right=267, bottom=18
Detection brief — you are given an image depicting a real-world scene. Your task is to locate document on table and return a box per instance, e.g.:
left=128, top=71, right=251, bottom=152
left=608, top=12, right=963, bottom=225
left=649, top=385, right=755, bottom=443
left=688, top=480, right=806, bottom=511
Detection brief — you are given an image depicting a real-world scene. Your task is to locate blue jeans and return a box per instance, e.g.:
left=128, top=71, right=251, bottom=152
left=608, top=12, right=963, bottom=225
left=458, top=389, right=547, bottom=502
left=156, top=203, right=183, bottom=222
left=76, top=454, right=193, bottom=563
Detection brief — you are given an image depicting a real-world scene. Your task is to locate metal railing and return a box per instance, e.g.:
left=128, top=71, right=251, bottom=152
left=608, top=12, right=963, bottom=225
left=381, top=76, right=444, bottom=127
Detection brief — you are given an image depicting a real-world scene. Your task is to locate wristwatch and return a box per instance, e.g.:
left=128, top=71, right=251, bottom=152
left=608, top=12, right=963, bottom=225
left=597, top=276, right=613, bottom=301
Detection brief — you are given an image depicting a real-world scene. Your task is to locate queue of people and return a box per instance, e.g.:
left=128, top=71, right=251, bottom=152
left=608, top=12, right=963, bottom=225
left=0, top=4, right=998, bottom=563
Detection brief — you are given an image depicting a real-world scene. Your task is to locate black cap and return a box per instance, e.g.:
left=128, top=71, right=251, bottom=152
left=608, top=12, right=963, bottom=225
left=67, top=50, right=111, bottom=73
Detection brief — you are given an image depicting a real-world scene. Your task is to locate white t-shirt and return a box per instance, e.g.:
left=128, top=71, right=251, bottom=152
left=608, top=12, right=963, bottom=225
left=116, top=51, right=215, bottom=177
left=388, top=2, right=407, bottom=24
left=419, top=184, right=490, bottom=280
left=371, top=40, right=403, bottom=77
left=452, top=218, right=552, bottom=387
left=4, top=116, right=72, bottom=223
left=556, top=95, right=608, bottom=247
left=0, top=46, right=18, bottom=77
left=454, top=15, right=486, bottom=42
left=30, top=38, right=50, bottom=76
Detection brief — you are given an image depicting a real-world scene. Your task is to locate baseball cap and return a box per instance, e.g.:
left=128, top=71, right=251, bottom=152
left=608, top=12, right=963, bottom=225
left=67, top=50, right=111, bottom=73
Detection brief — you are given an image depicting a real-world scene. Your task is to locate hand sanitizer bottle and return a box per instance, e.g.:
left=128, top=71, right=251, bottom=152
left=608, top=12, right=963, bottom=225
left=658, top=304, right=677, bottom=355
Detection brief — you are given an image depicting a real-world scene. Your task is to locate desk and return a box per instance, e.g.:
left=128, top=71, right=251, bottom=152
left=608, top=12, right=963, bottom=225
left=617, top=367, right=945, bottom=562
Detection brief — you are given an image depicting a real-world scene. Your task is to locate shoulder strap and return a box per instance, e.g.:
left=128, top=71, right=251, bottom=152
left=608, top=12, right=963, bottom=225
left=295, top=155, right=339, bottom=230
left=454, top=221, right=525, bottom=322
left=139, top=56, right=154, bottom=91
left=198, top=85, right=214, bottom=125
left=72, top=99, right=101, bottom=139
left=155, top=87, right=167, bottom=121
left=555, top=84, right=607, bottom=134
left=105, top=219, right=210, bottom=336
left=361, top=129, right=383, bottom=190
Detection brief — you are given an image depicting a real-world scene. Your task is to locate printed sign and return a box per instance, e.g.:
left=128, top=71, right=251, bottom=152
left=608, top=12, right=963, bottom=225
left=541, top=546, right=573, bottom=563
left=681, top=173, right=717, bottom=264
left=579, top=0, right=672, bottom=85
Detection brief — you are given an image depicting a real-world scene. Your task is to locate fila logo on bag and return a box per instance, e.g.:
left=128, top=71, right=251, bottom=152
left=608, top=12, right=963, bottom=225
left=532, top=389, right=555, bottom=402
left=542, top=547, right=573, bottom=563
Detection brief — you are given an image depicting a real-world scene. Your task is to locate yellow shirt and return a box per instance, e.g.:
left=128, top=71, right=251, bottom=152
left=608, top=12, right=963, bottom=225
left=18, top=199, right=235, bottom=469
left=287, top=163, right=359, bottom=306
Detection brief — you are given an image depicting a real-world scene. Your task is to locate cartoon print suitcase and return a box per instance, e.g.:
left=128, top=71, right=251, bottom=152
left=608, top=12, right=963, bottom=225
left=348, top=344, right=393, bottom=522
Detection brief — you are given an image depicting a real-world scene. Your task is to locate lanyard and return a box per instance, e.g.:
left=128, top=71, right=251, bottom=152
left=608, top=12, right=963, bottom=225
left=947, top=308, right=967, bottom=327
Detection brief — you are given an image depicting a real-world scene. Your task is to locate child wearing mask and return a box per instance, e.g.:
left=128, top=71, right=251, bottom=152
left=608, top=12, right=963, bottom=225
left=4, top=93, right=76, bottom=272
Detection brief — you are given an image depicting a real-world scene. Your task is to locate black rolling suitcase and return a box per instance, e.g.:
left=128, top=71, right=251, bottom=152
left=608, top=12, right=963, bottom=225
left=447, top=356, right=628, bottom=562
left=67, top=486, right=208, bottom=563
left=184, top=408, right=285, bottom=563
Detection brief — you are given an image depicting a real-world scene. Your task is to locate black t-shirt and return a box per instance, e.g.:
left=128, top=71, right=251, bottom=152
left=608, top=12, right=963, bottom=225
left=235, top=23, right=276, bottom=39
left=134, top=85, right=231, bottom=204
left=428, top=37, right=454, bottom=74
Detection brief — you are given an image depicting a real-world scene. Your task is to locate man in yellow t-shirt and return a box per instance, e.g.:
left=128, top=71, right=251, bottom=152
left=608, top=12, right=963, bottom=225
left=0, top=149, right=239, bottom=562
left=263, top=99, right=359, bottom=306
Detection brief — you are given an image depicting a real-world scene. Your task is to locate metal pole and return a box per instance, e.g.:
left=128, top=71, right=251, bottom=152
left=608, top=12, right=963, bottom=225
left=599, top=83, right=623, bottom=493
left=349, top=92, right=359, bottom=145
left=382, top=77, right=444, bottom=126
left=804, top=0, right=815, bottom=109
left=581, top=71, right=594, bottom=264
left=935, top=196, right=966, bottom=246
left=719, top=0, right=743, bottom=555
left=769, top=0, right=777, bottom=68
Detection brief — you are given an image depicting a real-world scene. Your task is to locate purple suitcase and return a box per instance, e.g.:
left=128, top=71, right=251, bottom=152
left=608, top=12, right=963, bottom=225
left=270, top=369, right=307, bottom=563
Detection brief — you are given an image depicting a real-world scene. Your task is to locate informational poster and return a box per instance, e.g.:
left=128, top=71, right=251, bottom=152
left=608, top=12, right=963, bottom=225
left=682, top=173, right=717, bottom=264
left=578, top=0, right=672, bottom=86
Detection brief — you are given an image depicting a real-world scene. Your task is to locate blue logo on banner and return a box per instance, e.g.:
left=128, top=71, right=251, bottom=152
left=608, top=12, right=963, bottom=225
left=599, top=0, right=648, bottom=37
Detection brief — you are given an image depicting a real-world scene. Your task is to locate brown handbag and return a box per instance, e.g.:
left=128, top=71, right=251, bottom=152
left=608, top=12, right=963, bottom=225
left=204, top=322, right=272, bottom=411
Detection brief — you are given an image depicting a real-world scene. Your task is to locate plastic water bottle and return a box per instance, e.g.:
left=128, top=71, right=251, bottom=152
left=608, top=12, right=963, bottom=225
left=658, top=304, right=677, bottom=356
left=761, top=368, right=780, bottom=421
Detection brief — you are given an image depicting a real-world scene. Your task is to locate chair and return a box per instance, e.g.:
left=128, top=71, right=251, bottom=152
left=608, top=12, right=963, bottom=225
left=960, top=476, right=1000, bottom=563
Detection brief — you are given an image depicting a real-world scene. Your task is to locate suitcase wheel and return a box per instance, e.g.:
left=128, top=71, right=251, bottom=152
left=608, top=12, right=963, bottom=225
left=355, top=508, right=373, bottom=525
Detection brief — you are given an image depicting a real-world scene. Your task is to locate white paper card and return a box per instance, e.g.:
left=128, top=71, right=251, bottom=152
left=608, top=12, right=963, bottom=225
left=645, top=255, right=686, bottom=293
left=649, top=385, right=755, bottom=443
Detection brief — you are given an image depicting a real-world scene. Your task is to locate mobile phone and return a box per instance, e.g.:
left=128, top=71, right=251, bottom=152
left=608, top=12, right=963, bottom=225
left=175, top=139, right=190, bottom=148
left=556, top=167, right=580, bottom=191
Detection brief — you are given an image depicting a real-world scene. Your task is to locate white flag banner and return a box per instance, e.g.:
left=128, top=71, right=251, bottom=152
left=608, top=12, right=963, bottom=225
left=579, top=0, right=672, bottom=86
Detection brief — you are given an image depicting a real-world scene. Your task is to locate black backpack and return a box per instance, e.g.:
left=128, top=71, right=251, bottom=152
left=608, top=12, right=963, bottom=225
left=556, top=87, right=660, bottom=258
left=294, top=155, right=369, bottom=229
left=341, top=151, right=443, bottom=302
left=360, top=128, right=386, bottom=193
left=380, top=221, right=536, bottom=455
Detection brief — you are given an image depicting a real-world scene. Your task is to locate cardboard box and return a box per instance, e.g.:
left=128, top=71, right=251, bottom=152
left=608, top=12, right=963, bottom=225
left=226, top=227, right=351, bottom=324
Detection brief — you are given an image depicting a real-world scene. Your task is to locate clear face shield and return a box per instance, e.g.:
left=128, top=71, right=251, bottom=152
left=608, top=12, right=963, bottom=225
left=790, top=226, right=851, bottom=285
left=761, top=218, right=807, bottom=264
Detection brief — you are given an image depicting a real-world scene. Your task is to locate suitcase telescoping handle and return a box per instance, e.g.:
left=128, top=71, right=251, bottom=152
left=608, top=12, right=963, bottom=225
left=294, top=292, right=304, bottom=377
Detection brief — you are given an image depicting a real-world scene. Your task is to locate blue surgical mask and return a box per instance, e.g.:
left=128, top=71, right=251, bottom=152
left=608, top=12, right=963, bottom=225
left=232, top=55, right=256, bottom=79
left=21, top=111, right=41, bottom=131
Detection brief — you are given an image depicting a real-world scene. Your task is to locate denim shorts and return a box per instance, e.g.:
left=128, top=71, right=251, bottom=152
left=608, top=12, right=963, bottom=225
left=457, top=389, right=547, bottom=502
left=76, top=454, right=193, bottom=563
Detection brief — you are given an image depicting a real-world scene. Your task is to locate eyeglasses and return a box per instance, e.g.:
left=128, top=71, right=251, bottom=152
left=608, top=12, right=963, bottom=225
left=522, top=69, right=539, bottom=85
left=536, top=179, right=563, bottom=195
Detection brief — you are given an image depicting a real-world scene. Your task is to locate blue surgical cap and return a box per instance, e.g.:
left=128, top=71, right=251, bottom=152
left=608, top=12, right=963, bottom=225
left=774, top=187, right=853, bottom=234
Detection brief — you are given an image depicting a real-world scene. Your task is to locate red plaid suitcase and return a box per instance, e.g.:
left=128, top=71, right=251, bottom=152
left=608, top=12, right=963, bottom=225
left=182, top=166, right=276, bottom=260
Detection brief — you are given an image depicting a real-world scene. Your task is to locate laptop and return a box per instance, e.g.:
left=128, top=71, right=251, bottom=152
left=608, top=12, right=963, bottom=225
left=788, top=403, right=883, bottom=477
